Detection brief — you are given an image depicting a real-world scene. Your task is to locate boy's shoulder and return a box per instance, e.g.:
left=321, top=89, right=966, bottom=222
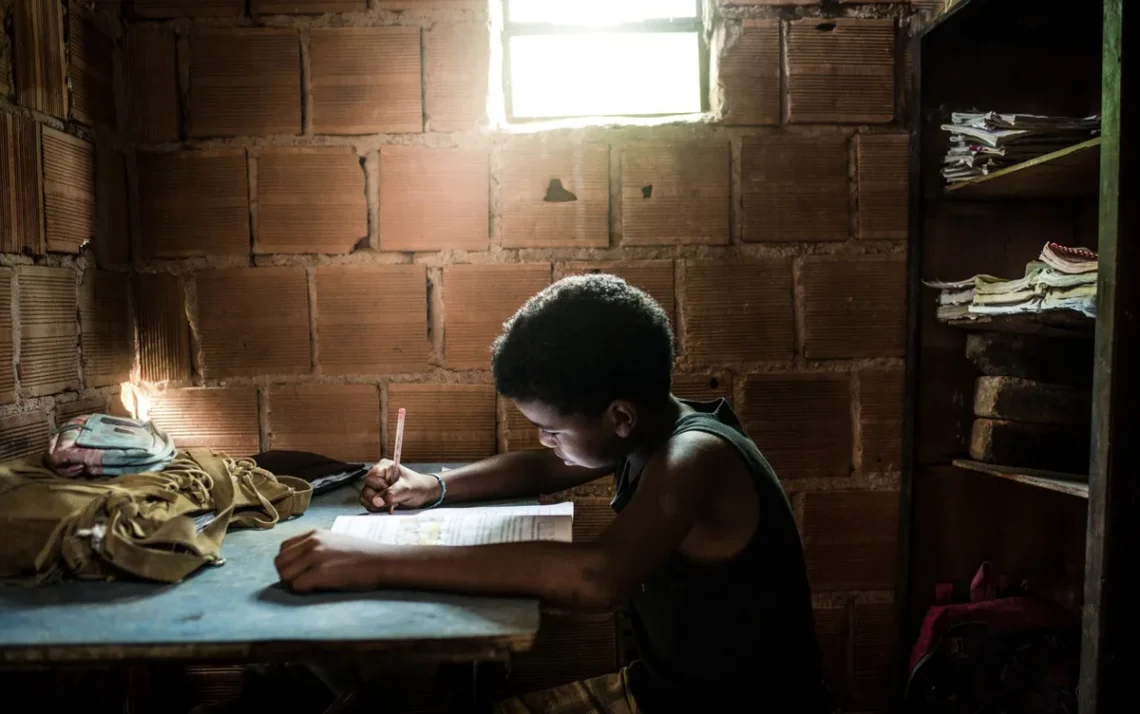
left=646, top=427, right=751, bottom=486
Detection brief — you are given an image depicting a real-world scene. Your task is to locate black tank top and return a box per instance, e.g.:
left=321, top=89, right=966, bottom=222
left=611, top=399, right=830, bottom=713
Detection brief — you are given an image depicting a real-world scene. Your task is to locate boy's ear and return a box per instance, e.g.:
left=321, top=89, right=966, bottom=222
left=607, top=400, right=637, bottom=439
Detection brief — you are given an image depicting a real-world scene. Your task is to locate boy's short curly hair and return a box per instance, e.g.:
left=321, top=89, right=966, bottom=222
left=491, top=274, right=674, bottom=417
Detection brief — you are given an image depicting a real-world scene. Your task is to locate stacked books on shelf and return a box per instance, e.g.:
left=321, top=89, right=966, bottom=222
left=925, top=242, right=1098, bottom=322
left=941, top=112, right=1100, bottom=185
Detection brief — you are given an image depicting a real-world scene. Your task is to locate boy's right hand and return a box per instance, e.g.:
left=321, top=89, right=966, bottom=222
left=359, top=460, right=442, bottom=512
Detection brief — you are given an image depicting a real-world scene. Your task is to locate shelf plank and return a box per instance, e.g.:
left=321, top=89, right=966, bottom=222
left=945, top=138, right=1102, bottom=199
left=953, top=459, right=1089, bottom=498
left=945, top=311, right=1095, bottom=339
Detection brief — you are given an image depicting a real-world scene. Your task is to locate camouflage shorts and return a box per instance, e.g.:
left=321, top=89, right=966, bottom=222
left=492, top=669, right=639, bottom=714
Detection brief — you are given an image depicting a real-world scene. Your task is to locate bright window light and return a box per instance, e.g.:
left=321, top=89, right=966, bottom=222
left=503, top=1, right=704, bottom=120
left=509, top=33, right=702, bottom=119
left=509, top=0, right=698, bottom=25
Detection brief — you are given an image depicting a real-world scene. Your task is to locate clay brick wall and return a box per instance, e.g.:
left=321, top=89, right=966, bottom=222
left=5, top=0, right=919, bottom=710
left=1, top=1, right=133, bottom=463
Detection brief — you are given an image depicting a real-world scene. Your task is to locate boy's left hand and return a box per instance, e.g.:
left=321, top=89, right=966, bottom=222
left=275, top=530, right=387, bottom=593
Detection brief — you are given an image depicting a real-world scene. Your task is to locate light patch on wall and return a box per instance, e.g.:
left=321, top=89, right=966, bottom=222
left=508, top=0, right=697, bottom=24
left=508, top=32, right=702, bottom=119
left=495, top=0, right=705, bottom=125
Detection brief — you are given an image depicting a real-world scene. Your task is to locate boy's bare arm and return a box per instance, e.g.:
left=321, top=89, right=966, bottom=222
left=360, top=450, right=612, bottom=511
left=279, top=432, right=733, bottom=610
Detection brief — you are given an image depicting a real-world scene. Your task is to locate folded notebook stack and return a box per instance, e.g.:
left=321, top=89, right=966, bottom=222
left=924, top=242, right=1098, bottom=322
left=941, top=112, right=1100, bottom=185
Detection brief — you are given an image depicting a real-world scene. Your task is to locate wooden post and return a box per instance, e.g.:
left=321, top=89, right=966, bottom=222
left=1079, top=0, right=1140, bottom=709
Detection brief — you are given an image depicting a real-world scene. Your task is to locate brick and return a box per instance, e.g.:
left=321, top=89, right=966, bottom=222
left=191, top=29, right=301, bottom=137
left=196, top=267, right=311, bottom=378
left=444, top=264, right=551, bottom=369
left=621, top=141, right=729, bottom=246
left=253, top=1, right=365, bottom=12
left=742, top=134, right=849, bottom=243
left=18, top=266, right=79, bottom=397
left=672, top=373, right=732, bottom=404
left=974, top=376, right=1090, bottom=426
left=256, top=148, right=367, bottom=254
left=742, top=372, right=851, bottom=479
left=856, top=134, right=909, bottom=240
left=861, top=369, right=904, bottom=473
left=0, top=13, right=9, bottom=97
left=69, top=4, right=116, bottom=129
left=425, top=23, right=489, bottom=132
left=561, top=260, right=674, bottom=326
left=315, top=265, right=429, bottom=375
left=79, top=270, right=132, bottom=388
left=965, top=332, right=1093, bottom=386
left=499, top=141, right=609, bottom=249
left=716, top=20, right=779, bottom=126
left=95, top=148, right=130, bottom=266
left=682, top=260, right=794, bottom=363
left=386, top=384, right=496, bottom=461
left=269, top=384, right=380, bottom=463
left=12, top=0, right=67, bottom=117
left=137, top=150, right=250, bottom=259
left=802, top=490, right=899, bottom=591
left=787, top=19, right=895, bottom=124
left=0, top=411, right=49, bottom=461
left=500, top=397, right=542, bottom=452
left=125, top=28, right=180, bottom=143
left=0, top=113, right=45, bottom=255
left=149, top=388, right=260, bottom=456
left=506, top=612, right=618, bottom=696
left=0, top=269, right=13, bottom=403
left=57, top=396, right=111, bottom=423
left=310, top=27, right=421, bottom=135
left=851, top=602, right=897, bottom=709
left=814, top=605, right=849, bottom=699
left=572, top=497, right=616, bottom=543
left=802, top=256, right=907, bottom=359
left=969, top=418, right=1089, bottom=473
left=130, top=0, right=244, bottom=18
left=134, top=273, right=191, bottom=383
left=378, top=146, right=488, bottom=251
left=41, top=129, right=96, bottom=254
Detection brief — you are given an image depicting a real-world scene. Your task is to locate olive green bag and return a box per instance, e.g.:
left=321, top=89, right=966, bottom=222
left=0, top=449, right=312, bottom=584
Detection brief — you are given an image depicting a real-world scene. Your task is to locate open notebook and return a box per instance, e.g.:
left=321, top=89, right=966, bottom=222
left=331, top=501, right=574, bottom=546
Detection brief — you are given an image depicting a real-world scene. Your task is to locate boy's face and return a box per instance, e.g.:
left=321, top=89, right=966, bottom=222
left=514, top=399, right=628, bottom=470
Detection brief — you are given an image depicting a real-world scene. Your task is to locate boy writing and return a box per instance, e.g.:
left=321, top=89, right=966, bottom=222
left=274, top=275, right=830, bottom=713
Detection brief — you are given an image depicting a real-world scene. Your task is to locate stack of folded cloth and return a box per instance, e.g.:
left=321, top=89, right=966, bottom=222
left=45, top=414, right=177, bottom=478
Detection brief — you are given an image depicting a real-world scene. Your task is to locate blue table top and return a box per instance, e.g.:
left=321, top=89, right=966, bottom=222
left=0, top=464, right=539, bottom=664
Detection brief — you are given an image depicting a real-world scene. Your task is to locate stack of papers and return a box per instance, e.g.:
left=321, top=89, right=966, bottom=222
left=941, top=112, right=1100, bottom=185
left=924, top=242, right=1098, bottom=320
left=331, top=502, right=575, bottom=546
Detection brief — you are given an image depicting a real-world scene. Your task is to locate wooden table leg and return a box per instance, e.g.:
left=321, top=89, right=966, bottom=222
left=126, top=665, right=153, bottom=714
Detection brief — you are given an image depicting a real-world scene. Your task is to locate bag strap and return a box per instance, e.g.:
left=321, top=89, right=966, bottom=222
left=100, top=505, right=234, bottom=583
left=189, top=448, right=312, bottom=528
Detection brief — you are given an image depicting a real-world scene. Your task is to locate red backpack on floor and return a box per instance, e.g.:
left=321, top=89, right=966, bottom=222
left=905, top=562, right=1079, bottom=714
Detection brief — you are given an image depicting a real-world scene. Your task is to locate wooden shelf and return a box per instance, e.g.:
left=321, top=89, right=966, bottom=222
left=953, top=459, right=1089, bottom=498
left=945, top=138, right=1101, bottom=199
left=945, top=311, right=1095, bottom=338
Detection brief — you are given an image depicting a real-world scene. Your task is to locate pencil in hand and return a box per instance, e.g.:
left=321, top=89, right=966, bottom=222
left=389, top=407, right=406, bottom=514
